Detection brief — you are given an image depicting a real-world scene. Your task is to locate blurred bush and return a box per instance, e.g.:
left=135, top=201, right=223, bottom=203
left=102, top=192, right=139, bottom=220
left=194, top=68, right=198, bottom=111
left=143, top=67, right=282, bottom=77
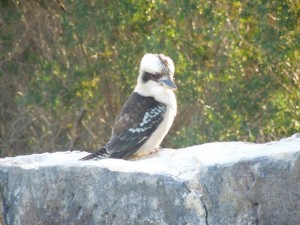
left=0, top=0, right=299, bottom=157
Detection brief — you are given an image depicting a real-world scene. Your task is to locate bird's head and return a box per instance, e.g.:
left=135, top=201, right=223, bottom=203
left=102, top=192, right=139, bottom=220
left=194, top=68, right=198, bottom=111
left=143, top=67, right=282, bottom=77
left=137, top=53, right=177, bottom=92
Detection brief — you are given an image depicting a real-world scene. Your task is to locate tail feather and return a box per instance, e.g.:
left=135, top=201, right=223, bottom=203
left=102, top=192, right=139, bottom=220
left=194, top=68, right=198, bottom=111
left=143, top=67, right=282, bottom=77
left=80, top=147, right=110, bottom=160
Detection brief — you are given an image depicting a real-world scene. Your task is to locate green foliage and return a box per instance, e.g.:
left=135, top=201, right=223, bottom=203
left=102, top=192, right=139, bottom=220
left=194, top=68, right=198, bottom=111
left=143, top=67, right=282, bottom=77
left=0, top=0, right=299, bottom=156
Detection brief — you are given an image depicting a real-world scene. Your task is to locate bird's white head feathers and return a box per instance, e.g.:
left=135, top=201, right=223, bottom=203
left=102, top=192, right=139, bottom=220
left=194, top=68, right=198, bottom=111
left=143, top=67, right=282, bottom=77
left=140, top=53, right=175, bottom=78
left=134, top=53, right=177, bottom=106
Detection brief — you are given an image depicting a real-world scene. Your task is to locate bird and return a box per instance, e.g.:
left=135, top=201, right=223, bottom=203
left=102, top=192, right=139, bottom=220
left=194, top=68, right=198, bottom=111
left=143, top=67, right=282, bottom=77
left=80, top=53, right=177, bottom=160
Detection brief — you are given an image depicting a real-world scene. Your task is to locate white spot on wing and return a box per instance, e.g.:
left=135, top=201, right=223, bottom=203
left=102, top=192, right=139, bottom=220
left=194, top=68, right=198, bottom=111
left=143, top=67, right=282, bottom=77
left=128, top=104, right=166, bottom=134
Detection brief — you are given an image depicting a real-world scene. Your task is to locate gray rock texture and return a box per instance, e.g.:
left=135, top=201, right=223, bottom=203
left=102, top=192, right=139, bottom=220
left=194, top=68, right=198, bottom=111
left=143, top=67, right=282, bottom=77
left=1, top=134, right=300, bottom=225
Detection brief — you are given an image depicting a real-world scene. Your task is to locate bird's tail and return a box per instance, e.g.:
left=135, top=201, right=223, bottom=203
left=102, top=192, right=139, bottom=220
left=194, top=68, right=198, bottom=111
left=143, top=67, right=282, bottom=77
left=80, top=147, right=110, bottom=160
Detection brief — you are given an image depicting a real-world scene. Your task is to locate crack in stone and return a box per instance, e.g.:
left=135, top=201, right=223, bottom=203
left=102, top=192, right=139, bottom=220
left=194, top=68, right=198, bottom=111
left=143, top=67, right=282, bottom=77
left=0, top=169, right=9, bottom=225
left=183, top=182, right=209, bottom=225
left=253, top=202, right=259, bottom=225
left=203, top=201, right=209, bottom=225
left=1, top=191, right=9, bottom=225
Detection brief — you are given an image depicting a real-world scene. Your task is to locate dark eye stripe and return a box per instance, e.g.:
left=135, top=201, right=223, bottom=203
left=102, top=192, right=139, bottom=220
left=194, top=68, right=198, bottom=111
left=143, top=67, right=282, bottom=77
left=142, top=72, right=161, bottom=82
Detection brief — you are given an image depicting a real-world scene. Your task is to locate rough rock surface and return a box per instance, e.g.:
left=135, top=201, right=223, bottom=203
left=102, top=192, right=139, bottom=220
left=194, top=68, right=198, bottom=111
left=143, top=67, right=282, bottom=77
left=1, top=134, right=300, bottom=225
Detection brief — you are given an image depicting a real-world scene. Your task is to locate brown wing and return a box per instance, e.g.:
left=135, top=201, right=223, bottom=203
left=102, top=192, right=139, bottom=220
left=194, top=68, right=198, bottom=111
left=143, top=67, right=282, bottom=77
left=105, top=92, right=167, bottom=159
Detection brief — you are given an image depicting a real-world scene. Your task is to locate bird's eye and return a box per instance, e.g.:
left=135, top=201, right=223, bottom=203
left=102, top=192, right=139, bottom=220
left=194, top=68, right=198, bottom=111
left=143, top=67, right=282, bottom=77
left=142, top=72, right=162, bottom=83
left=152, top=73, right=161, bottom=80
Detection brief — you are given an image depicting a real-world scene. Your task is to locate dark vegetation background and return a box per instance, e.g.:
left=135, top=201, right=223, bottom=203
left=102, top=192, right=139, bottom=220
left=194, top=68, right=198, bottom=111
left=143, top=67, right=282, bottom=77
left=0, top=0, right=299, bottom=157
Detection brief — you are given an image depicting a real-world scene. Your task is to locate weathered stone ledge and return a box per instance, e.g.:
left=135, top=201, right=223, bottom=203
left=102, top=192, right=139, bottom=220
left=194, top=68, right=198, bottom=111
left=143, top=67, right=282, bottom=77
left=1, top=134, right=300, bottom=225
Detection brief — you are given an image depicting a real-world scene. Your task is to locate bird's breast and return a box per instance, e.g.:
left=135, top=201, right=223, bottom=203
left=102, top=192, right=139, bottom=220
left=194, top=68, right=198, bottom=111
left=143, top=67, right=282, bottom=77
left=130, top=104, right=176, bottom=158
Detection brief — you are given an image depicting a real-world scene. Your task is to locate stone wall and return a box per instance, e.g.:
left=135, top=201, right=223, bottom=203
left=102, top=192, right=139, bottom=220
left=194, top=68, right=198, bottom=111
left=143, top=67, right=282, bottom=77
left=1, top=134, right=300, bottom=225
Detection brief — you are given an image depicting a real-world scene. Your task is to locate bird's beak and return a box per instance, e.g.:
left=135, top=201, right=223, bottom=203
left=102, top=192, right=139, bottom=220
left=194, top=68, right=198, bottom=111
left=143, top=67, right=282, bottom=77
left=158, top=76, right=177, bottom=90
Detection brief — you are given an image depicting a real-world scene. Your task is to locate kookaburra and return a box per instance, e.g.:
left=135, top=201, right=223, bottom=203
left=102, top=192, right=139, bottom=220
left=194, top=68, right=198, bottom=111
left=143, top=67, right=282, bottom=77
left=81, top=53, right=177, bottom=160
